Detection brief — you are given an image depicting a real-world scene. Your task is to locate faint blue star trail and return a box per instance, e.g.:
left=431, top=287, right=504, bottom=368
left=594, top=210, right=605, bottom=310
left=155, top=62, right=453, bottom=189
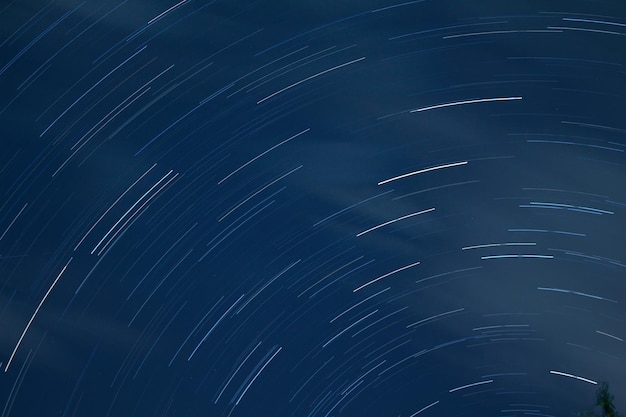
left=1, top=1, right=625, bottom=416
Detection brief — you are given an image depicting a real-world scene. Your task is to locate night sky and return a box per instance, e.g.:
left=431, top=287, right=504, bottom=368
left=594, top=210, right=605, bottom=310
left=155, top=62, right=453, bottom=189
left=1, top=1, right=626, bottom=416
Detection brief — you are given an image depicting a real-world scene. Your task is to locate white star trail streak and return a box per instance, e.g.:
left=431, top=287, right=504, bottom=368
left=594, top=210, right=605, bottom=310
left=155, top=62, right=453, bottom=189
left=218, top=128, right=309, bottom=184
left=448, top=379, right=494, bottom=393
left=256, top=57, right=366, bottom=104
left=353, top=261, right=420, bottom=292
left=378, top=161, right=468, bottom=186
left=410, top=96, right=522, bottom=113
left=5, top=258, right=72, bottom=372
left=356, top=208, right=435, bottom=237
left=549, top=371, right=597, bottom=385
left=233, top=346, right=282, bottom=405
left=187, top=294, right=246, bottom=361
left=410, top=400, right=440, bottom=416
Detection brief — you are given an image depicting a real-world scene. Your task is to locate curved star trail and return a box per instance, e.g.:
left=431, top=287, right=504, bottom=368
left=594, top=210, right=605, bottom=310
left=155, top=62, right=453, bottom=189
left=1, top=1, right=625, bottom=416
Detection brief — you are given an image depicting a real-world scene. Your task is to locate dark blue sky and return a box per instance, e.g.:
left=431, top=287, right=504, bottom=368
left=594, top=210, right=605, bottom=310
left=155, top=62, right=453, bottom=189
left=1, top=1, right=625, bottom=416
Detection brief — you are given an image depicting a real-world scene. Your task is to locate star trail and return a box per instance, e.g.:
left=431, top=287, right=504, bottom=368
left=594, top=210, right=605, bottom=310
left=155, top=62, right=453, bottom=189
left=1, top=1, right=625, bottom=416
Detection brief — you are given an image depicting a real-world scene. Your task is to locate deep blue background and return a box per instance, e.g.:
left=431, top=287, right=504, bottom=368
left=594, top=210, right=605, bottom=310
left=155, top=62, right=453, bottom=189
left=1, top=1, right=625, bottom=416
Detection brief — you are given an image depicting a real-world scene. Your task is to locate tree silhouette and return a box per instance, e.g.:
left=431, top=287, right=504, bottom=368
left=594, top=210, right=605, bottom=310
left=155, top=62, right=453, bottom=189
left=580, top=382, right=621, bottom=417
